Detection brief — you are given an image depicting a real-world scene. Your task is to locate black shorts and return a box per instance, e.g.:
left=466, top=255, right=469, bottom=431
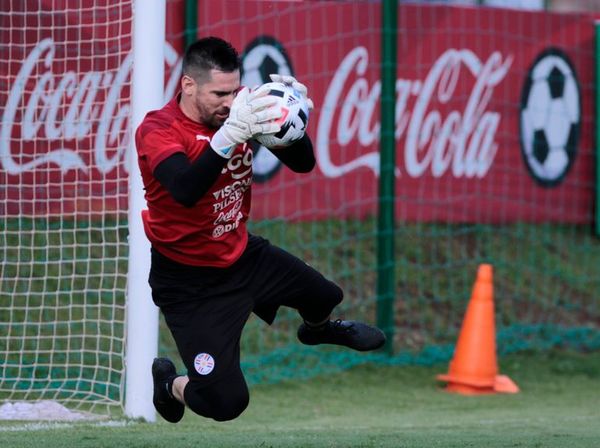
left=148, top=234, right=343, bottom=387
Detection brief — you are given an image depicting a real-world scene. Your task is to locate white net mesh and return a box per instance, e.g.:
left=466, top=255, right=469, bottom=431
left=0, top=0, right=133, bottom=416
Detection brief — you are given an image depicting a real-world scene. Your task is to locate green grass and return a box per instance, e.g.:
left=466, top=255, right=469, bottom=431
left=1, top=219, right=599, bottom=417
left=1, top=351, right=599, bottom=448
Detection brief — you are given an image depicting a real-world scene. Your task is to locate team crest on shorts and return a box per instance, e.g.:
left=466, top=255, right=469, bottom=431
left=194, top=353, right=215, bottom=375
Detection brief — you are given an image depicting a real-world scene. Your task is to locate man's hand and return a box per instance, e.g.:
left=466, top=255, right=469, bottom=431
left=211, top=85, right=282, bottom=158
left=269, top=74, right=314, bottom=110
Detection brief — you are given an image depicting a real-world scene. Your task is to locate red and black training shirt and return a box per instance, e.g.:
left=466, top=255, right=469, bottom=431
left=135, top=96, right=252, bottom=267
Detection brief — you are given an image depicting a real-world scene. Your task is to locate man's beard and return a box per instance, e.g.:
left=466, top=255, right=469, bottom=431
left=200, top=107, right=228, bottom=129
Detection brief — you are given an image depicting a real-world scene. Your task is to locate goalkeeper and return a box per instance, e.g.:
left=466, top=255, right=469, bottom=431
left=135, top=36, right=385, bottom=423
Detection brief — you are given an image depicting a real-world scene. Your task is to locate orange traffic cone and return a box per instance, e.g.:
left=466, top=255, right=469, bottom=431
left=437, top=264, right=519, bottom=395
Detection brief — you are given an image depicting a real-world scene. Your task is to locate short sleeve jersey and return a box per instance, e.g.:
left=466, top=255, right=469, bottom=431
left=135, top=95, right=252, bottom=267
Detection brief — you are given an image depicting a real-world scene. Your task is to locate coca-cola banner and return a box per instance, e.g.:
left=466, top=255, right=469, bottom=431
left=0, top=0, right=182, bottom=216
left=1, top=2, right=595, bottom=222
left=198, top=2, right=595, bottom=223
left=0, top=1, right=131, bottom=216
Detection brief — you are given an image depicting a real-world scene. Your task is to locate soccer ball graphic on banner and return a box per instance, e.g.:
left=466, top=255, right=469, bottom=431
left=254, top=82, right=310, bottom=149
left=519, top=48, right=581, bottom=187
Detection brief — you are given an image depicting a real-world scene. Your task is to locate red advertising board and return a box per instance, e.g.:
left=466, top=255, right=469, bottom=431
left=0, top=1, right=595, bottom=222
left=0, top=0, right=183, bottom=216
left=0, top=0, right=134, bottom=216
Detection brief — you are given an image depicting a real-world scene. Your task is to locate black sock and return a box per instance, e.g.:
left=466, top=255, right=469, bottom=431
left=304, top=317, right=330, bottom=331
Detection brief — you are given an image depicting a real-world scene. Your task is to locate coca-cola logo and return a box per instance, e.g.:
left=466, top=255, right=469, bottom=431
left=317, top=47, right=513, bottom=179
left=1, top=38, right=182, bottom=176
left=2, top=39, right=511, bottom=185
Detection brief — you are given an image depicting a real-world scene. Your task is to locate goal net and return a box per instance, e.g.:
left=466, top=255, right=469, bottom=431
left=0, top=0, right=133, bottom=417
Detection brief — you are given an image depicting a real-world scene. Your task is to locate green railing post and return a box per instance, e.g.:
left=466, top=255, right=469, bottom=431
left=184, top=0, right=198, bottom=50
left=376, top=0, right=398, bottom=354
left=594, top=21, right=600, bottom=236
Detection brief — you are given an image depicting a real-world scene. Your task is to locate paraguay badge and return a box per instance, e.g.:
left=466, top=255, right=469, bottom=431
left=194, top=353, right=215, bottom=375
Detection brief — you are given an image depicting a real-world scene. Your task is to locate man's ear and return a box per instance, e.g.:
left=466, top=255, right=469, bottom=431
left=181, top=75, right=195, bottom=95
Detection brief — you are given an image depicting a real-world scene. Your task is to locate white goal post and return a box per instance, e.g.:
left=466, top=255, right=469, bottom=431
left=125, top=0, right=165, bottom=422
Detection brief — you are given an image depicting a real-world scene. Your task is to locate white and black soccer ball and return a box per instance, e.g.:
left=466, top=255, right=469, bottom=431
left=254, top=81, right=309, bottom=149
left=519, top=48, right=581, bottom=187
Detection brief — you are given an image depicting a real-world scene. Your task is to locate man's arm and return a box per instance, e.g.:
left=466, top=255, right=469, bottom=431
left=153, top=150, right=227, bottom=208
left=267, top=134, right=316, bottom=173
left=154, top=84, right=285, bottom=207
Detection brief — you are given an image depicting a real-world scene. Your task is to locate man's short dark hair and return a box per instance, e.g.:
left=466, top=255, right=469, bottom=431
left=182, top=36, right=241, bottom=84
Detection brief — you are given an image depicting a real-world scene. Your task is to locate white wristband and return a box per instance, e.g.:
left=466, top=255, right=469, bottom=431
left=210, top=128, right=236, bottom=159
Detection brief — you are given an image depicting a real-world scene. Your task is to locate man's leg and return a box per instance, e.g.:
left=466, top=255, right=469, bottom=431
left=153, top=362, right=250, bottom=422
left=183, top=368, right=249, bottom=422
left=248, top=237, right=386, bottom=351
left=149, top=251, right=255, bottom=423
left=172, top=375, right=188, bottom=402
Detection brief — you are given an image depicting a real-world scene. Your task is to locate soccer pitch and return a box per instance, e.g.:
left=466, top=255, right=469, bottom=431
left=1, top=351, right=599, bottom=448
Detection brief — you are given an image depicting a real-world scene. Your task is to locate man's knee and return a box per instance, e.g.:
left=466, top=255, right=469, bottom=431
left=209, top=391, right=249, bottom=422
left=317, top=280, right=344, bottom=311
left=184, top=378, right=249, bottom=422
left=329, top=282, right=343, bottom=307
left=298, top=280, right=344, bottom=323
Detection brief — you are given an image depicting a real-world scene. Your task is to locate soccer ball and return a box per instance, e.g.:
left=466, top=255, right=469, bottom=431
left=519, top=48, right=581, bottom=187
left=254, top=82, right=310, bottom=149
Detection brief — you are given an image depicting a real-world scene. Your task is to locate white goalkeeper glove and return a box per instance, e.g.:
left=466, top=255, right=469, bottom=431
left=269, top=73, right=314, bottom=110
left=211, top=85, right=282, bottom=158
